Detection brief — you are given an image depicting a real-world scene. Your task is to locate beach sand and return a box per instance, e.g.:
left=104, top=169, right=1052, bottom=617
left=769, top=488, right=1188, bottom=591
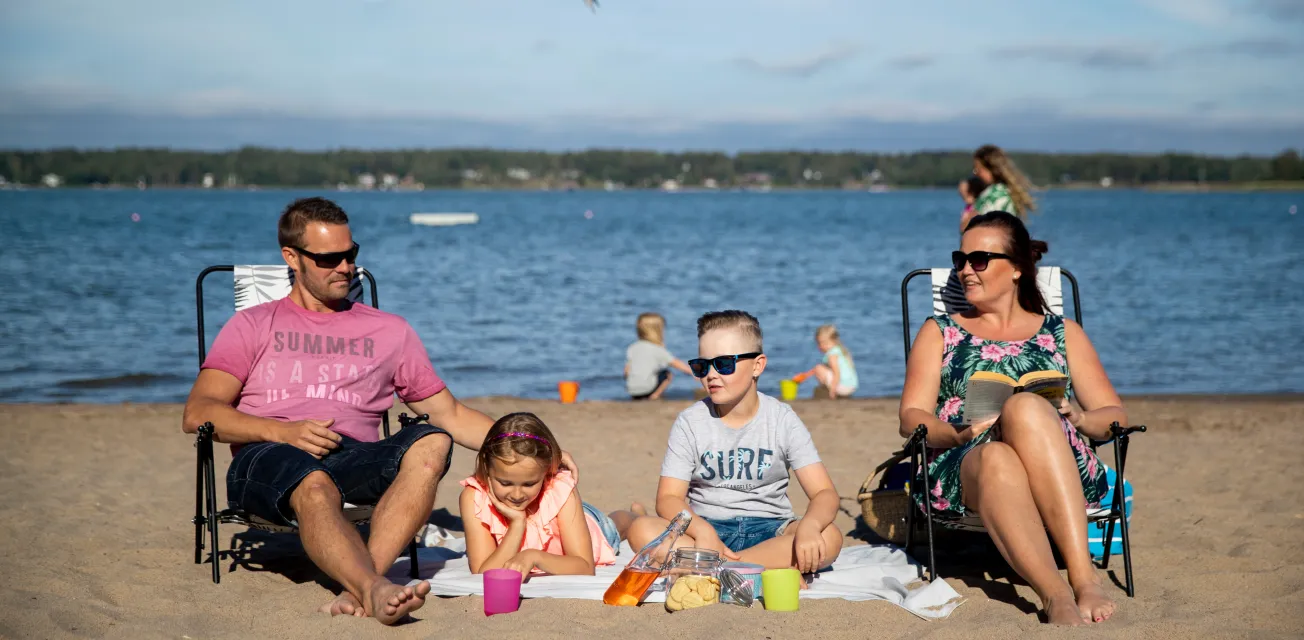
left=1, top=396, right=1302, bottom=639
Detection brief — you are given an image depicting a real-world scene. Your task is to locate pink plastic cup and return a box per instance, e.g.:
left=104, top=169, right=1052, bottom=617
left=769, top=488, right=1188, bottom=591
left=483, top=568, right=523, bottom=616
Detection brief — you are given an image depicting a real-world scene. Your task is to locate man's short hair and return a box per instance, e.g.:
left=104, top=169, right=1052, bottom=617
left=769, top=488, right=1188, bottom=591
left=278, top=197, right=350, bottom=248
left=696, top=310, right=763, bottom=352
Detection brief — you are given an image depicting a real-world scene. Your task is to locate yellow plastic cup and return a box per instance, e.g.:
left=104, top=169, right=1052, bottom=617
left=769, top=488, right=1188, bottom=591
left=779, top=379, right=799, bottom=402
left=761, top=569, right=800, bottom=611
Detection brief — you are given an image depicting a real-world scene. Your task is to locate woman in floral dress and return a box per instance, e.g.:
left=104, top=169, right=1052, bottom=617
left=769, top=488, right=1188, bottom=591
left=899, top=212, right=1127, bottom=626
left=970, top=144, right=1037, bottom=219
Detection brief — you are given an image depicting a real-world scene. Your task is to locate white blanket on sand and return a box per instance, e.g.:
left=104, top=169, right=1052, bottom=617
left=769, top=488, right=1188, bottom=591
left=389, top=541, right=964, bottom=620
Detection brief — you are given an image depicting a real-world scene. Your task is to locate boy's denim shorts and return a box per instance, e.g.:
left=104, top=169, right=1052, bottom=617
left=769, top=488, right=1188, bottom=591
left=226, top=424, right=451, bottom=527
left=702, top=515, right=796, bottom=553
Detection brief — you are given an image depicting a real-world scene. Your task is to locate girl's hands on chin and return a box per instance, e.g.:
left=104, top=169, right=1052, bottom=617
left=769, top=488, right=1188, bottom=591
left=488, top=492, right=528, bottom=525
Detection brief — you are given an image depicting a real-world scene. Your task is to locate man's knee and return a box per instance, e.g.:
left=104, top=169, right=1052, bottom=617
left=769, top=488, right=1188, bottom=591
left=289, top=470, right=342, bottom=514
left=402, top=431, right=453, bottom=477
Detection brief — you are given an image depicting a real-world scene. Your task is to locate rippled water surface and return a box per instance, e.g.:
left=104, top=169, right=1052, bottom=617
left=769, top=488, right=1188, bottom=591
left=2, top=188, right=1302, bottom=403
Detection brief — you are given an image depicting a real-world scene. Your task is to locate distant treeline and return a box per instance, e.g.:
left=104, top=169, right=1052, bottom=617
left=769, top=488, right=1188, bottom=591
left=3, top=147, right=1302, bottom=188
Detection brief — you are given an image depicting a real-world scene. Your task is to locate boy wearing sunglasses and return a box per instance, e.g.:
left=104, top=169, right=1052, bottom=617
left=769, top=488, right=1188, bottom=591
left=624, top=310, right=843, bottom=575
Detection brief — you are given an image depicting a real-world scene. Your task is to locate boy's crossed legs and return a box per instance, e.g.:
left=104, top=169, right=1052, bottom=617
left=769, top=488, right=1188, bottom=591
left=625, top=514, right=843, bottom=575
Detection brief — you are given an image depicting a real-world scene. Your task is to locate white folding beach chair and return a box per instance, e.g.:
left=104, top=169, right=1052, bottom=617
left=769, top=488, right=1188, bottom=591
left=191, top=264, right=422, bottom=583
left=897, top=266, right=1146, bottom=597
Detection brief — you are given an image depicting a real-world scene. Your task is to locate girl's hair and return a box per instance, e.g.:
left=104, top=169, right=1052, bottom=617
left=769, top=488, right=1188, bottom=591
left=474, top=412, right=562, bottom=484
left=815, top=324, right=853, bottom=367
left=635, top=312, right=666, bottom=345
left=964, top=211, right=1051, bottom=314
left=964, top=176, right=988, bottom=200
left=973, top=145, right=1037, bottom=216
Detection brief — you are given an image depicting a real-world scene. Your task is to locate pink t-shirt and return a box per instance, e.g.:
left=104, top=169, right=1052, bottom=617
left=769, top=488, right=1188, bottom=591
left=202, top=297, right=446, bottom=446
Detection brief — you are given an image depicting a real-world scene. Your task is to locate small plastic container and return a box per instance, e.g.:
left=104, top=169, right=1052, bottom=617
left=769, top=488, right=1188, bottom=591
left=720, top=561, right=764, bottom=603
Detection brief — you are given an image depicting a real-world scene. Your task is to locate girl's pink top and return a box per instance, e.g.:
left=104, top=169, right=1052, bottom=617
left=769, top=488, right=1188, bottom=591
left=460, top=469, right=617, bottom=567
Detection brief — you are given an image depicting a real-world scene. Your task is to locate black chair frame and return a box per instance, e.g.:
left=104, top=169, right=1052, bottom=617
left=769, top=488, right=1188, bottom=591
left=192, top=265, right=420, bottom=583
left=897, top=268, right=1145, bottom=597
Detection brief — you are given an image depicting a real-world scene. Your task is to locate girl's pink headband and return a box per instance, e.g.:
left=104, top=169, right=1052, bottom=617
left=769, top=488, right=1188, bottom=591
left=492, top=432, right=551, bottom=446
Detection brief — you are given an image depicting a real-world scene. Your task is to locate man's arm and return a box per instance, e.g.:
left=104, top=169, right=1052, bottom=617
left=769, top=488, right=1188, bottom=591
left=181, top=369, right=340, bottom=457
left=405, top=388, right=494, bottom=451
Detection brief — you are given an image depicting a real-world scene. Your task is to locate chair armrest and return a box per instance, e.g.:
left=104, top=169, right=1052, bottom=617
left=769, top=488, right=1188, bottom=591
left=1090, top=422, right=1147, bottom=447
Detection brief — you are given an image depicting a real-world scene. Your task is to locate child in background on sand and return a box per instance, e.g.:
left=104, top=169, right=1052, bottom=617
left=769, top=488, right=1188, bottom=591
left=796, top=324, right=858, bottom=399
left=625, top=310, right=843, bottom=575
left=460, top=412, right=644, bottom=575
left=625, top=312, right=695, bottom=400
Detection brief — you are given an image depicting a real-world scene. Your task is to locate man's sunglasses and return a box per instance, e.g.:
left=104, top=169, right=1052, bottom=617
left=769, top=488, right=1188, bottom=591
left=292, top=242, right=360, bottom=268
left=952, top=250, right=1011, bottom=273
left=688, top=352, right=762, bottom=378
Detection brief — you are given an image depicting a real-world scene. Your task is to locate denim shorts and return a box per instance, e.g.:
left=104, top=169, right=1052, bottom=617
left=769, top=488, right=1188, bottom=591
left=702, top=516, right=795, bottom=553
left=582, top=502, right=622, bottom=553
left=226, top=423, right=452, bottom=527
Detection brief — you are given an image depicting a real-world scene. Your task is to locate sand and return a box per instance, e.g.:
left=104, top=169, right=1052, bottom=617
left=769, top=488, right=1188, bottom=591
left=1, top=396, right=1302, bottom=639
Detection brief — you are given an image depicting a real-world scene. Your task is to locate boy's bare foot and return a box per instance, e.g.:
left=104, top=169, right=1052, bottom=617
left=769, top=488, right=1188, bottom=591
left=1045, top=593, right=1089, bottom=626
left=318, top=591, right=364, bottom=617
left=630, top=502, right=647, bottom=517
left=1073, top=580, right=1116, bottom=623
left=364, top=580, right=430, bottom=625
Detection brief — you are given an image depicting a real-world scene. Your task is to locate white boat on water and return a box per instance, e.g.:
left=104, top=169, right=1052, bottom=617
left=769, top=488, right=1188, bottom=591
left=409, top=212, right=479, bottom=227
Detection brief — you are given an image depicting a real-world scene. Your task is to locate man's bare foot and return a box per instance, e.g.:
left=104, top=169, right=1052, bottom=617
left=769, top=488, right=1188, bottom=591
left=364, top=580, right=430, bottom=625
left=318, top=591, right=365, bottom=617
left=1045, top=593, right=1089, bottom=626
left=630, top=502, right=647, bottom=517
left=1073, top=580, right=1116, bottom=623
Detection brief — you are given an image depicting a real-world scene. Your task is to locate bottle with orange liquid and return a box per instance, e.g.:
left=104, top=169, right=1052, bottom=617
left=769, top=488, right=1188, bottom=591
left=602, top=510, right=692, bottom=606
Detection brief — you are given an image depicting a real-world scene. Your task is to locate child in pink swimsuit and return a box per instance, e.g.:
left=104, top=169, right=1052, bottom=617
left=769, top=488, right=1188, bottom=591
left=459, top=412, right=644, bottom=575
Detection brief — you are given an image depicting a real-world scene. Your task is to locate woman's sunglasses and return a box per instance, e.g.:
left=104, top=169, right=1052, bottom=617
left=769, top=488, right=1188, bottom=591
left=292, top=242, right=360, bottom=268
left=688, top=352, right=762, bottom=378
left=952, top=250, right=1010, bottom=273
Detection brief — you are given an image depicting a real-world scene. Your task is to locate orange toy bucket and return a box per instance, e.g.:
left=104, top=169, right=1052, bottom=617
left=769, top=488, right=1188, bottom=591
left=558, top=381, right=580, bottom=404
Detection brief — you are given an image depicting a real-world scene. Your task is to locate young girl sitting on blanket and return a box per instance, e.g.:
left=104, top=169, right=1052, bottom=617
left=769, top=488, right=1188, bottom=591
left=460, top=412, right=644, bottom=576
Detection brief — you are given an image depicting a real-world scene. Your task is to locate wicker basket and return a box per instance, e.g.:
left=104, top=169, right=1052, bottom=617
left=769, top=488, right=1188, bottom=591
left=857, top=452, right=913, bottom=545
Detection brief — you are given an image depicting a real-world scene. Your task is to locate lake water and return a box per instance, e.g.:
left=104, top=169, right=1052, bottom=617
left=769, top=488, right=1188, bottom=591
left=2, top=188, right=1302, bottom=404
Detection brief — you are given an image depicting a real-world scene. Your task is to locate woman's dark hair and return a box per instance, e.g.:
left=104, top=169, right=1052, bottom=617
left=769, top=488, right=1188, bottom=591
left=963, top=211, right=1051, bottom=314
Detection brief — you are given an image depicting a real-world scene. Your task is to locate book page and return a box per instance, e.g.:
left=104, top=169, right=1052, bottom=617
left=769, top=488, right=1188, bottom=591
left=961, top=377, right=1013, bottom=425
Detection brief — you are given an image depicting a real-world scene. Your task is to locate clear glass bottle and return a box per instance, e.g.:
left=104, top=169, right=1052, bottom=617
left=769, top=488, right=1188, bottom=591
left=602, top=510, right=692, bottom=606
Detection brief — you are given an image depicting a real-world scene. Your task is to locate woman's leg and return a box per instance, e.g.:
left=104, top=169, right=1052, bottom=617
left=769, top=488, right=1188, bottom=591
left=998, top=393, right=1115, bottom=622
left=961, top=441, right=1086, bottom=625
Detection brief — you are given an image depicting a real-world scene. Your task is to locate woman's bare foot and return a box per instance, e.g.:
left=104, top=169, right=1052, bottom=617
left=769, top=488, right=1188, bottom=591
left=318, top=591, right=364, bottom=617
left=364, top=580, right=431, bottom=625
left=1072, top=580, right=1116, bottom=623
left=630, top=502, right=647, bottom=517
left=1044, top=591, right=1089, bottom=626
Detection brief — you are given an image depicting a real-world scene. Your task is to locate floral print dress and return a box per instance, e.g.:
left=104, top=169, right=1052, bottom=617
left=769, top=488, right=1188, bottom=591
left=914, top=313, right=1108, bottom=519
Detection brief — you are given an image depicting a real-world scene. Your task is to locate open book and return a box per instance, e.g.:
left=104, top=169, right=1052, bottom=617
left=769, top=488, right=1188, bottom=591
left=961, top=370, right=1068, bottom=425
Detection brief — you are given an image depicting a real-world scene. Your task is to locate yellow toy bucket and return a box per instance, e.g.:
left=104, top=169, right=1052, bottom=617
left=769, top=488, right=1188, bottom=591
left=779, top=379, right=799, bottom=401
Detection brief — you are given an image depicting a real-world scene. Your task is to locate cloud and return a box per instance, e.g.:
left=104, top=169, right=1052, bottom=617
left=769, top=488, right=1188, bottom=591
left=1215, top=37, right=1300, bottom=57
left=733, top=44, right=859, bottom=78
left=990, top=43, right=1155, bottom=69
left=884, top=54, right=935, bottom=70
left=1138, top=0, right=1234, bottom=26
left=1251, top=0, right=1304, bottom=21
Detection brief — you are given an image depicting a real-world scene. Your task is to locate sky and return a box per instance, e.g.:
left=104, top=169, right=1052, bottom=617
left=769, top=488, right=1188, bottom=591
left=1, top=0, right=1302, bottom=154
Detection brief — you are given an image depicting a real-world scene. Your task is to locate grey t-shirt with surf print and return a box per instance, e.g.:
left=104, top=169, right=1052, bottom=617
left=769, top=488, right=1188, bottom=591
left=659, top=392, right=822, bottom=520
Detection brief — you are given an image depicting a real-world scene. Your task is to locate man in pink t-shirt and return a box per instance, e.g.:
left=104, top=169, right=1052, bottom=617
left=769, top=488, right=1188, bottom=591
left=182, top=197, right=492, bottom=625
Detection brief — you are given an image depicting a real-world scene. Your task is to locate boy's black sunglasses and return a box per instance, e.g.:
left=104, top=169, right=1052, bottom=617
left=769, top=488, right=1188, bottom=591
left=292, top=242, right=360, bottom=268
left=688, top=352, right=762, bottom=378
left=952, top=250, right=1010, bottom=273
